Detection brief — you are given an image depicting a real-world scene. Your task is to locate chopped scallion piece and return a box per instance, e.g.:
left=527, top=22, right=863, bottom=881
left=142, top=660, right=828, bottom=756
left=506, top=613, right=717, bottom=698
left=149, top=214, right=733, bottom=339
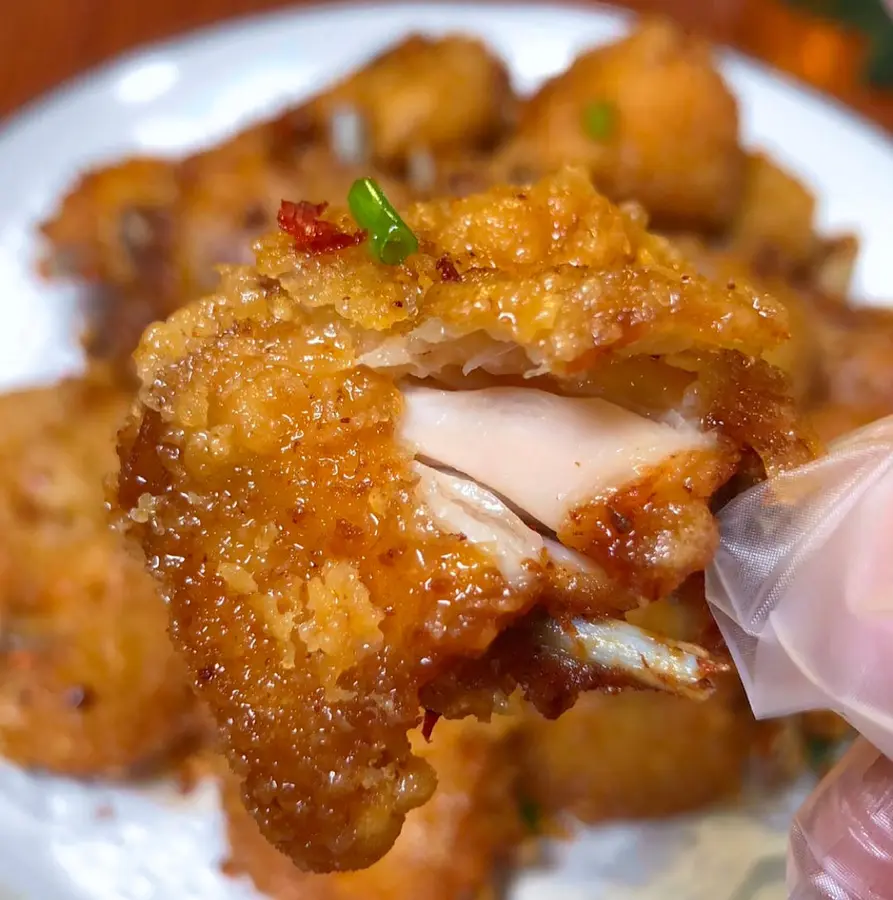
left=583, top=100, right=616, bottom=141
left=348, top=177, right=419, bottom=265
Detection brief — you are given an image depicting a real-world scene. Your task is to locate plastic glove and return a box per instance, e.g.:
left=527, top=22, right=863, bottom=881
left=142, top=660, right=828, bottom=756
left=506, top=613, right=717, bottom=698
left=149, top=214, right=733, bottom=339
left=706, top=416, right=893, bottom=899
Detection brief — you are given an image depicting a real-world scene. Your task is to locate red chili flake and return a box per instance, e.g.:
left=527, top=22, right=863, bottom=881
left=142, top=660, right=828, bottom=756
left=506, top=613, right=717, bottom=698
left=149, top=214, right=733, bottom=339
left=436, top=254, right=461, bottom=283
left=277, top=200, right=366, bottom=254
left=421, top=709, right=441, bottom=742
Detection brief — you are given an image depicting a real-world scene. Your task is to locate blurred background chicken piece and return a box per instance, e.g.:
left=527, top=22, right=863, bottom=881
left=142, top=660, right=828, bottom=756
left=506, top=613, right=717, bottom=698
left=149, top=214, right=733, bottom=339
left=299, top=34, right=514, bottom=166
left=499, top=19, right=744, bottom=230
left=518, top=683, right=755, bottom=823
left=0, top=371, right=204, bottom=776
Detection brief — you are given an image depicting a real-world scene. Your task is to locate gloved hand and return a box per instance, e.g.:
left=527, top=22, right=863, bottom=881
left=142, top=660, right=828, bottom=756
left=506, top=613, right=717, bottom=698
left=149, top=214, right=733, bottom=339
left=706, top=416, right=893, bottom=899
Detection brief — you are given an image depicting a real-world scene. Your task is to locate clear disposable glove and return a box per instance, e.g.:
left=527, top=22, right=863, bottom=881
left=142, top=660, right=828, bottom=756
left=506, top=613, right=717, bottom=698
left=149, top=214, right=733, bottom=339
left=706, top=416, right=893, bottom=899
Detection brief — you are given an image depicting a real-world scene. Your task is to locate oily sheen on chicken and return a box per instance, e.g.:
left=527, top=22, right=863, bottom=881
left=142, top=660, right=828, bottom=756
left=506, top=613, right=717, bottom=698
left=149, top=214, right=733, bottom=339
left=116, top=168, right=815, bottom=873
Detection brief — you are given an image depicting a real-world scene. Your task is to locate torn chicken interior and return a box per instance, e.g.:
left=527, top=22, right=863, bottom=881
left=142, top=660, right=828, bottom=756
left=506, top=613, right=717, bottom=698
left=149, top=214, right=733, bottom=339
left=115, top=167, right=816, bottom=873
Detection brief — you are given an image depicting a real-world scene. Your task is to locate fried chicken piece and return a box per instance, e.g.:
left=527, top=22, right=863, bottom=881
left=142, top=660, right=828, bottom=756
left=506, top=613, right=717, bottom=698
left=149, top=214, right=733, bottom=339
left=809, top=296, right=893, bottom=414
left=802, top=296, right=893, bottom=453
left=0, top=371, right=202, bottom=776
left=42, top=134, right=413, bottom=365
left=299, top=34, right=513, bottom=166
left=116, top=168, right=815, bottom=872
left=518, top=578, right=757, bottom=822
left=500, top=19, right=744, bottom=230
left=808, top=401, right=891, bottom=443
left=223, top=717, right=521, bottom=900
left=725, top=152, right=819, bottom=276
left=519, top=680, right=755, bottom=823
left=42, top=35, right=512, bottom=365
left=668, top=236, right=823, bottom=403
left=697, top=152, right=857, bottom=298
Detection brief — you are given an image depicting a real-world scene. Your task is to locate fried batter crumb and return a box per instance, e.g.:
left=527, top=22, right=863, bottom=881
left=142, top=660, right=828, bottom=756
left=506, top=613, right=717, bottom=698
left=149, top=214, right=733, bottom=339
left=115, top=167, right=814, bottom=872
left=222, top=717, right=521, bottom=900
left=0, top=371, right=204, bottom=776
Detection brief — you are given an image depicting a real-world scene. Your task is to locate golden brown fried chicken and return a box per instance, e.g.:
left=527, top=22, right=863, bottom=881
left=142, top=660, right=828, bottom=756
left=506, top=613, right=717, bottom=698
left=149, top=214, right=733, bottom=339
left=809, top=297, right=893, bottom=414
left=223, top=717, right=521, bottom=900
left=518, top=581, right=761, bottom=823
left=299, top=34, right=514, bottom=166
left=519, top=682, right=755, bottom=823
left=725, top=152, right=820, bottom=276
left=0, top=372, right=202, bottom=776
left=500, top=19, right=744, bottom=230
left=702, top=152, right=857, bottom=297
left=667, top=235, right=823, bottom=403
left=42, top=133, right=413, bottom=365
left=797, top=295, right=893, bottom=449
left=41, top=36, right=512, bottom=365
left=115, top=168, right=814, bottom=872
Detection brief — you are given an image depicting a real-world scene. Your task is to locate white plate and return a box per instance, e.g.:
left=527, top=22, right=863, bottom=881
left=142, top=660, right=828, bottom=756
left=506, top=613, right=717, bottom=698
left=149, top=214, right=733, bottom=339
left=0, top=3, right=886, bottom=898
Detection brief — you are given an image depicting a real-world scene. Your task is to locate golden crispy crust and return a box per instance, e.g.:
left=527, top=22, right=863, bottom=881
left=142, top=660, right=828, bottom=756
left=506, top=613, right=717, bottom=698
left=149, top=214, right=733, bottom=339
left=115, top=168, right=814, bottom=872
left=0, top=372, right=203, bottom=776
left=502, top=19, right=744, bottom=230
left=42, top=139, right=414, bottom=365
left=299, top=34, right=514, bottom=165
left=223, top=717, right=521, bottom=900
left=518, top=680, right=756, bottom=823
left=40, top=36, right=513, bottom=367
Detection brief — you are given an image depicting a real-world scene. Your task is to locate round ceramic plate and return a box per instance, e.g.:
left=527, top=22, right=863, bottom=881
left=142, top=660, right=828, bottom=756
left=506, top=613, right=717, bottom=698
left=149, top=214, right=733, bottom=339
left=0, top=3, right=888, bottom=898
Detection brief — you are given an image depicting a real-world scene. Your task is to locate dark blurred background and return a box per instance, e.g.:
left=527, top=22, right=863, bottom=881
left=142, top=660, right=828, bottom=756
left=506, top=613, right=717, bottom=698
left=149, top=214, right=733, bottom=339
left=2, top=0, right=893, bottom=127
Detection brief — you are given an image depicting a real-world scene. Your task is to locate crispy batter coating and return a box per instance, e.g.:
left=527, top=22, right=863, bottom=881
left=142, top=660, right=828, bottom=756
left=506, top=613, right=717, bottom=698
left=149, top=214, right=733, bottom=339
left=726, top=152, right=819, bottom=275
left=41, top=22, right=753, bottom=366
left=518, top=581, right=757, bottom=821
left=41, top=35, right=513, bottom=364
left=116, top=168, right=814, bottom=872
left=519, top=681, right=755, bottom=822
left=299, top=34, right=514, bottom=165
left=42, top=136, right=413, bottom=365
left=0, top=372, right=202, bottom=776
left=223, top=717, right=521, bottom=900
left=502, top=19, right=744, bottom=230
left=669, top=236, right=823, bottom=403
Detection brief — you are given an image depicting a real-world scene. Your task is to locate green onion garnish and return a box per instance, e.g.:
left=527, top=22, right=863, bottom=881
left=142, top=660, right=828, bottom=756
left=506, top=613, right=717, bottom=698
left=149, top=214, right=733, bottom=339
left=583, top=100, right=616, bottom=141
left=348, top=177, right=419, bottom=265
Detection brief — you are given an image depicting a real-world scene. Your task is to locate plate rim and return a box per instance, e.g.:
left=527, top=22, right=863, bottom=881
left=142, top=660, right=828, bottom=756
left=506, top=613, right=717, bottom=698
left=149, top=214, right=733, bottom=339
left=3, top=0, right=893, bottom=160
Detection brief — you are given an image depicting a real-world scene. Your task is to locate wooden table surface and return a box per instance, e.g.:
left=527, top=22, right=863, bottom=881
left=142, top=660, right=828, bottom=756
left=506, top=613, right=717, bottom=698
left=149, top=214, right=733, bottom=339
left=2, top=0, right=893, bottom=130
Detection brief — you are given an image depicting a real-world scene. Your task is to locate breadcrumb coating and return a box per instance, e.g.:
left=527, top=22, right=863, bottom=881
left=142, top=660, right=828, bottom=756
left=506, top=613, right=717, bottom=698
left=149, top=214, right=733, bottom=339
left=0, top=372, right=202, bottom=775
left=223, top=717, right=521, bottom=900
left=40, top=35, right=513, bottom=367
left=116, top=168, right=814, bottom=871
